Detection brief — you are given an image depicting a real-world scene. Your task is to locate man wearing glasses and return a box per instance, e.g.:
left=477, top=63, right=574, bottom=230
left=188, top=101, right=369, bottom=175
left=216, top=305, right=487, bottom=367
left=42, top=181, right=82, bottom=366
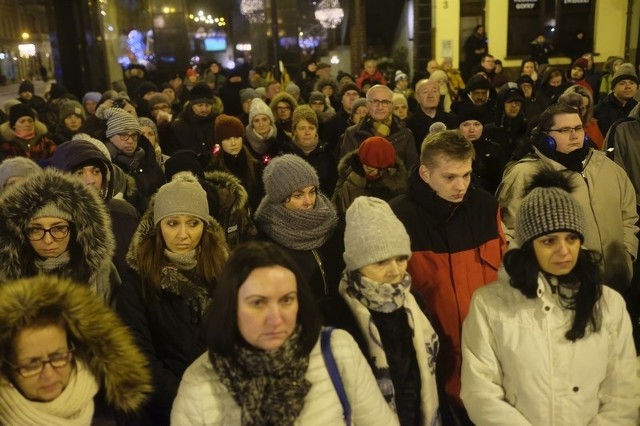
left=498, top=103, right=638, bottom=291
left=340, top=84, right=418, bottom=169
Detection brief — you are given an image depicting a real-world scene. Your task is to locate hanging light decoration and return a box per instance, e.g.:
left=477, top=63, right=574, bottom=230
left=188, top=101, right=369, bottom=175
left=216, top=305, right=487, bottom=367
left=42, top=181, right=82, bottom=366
left=315, top=0, right=344, bottom=29
left=240, top=0, right=265, bottom=24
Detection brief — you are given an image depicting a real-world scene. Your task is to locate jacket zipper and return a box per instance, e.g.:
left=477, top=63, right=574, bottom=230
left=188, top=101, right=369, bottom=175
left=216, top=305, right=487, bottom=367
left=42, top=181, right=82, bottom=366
left=312, top=249, right=328, bottom=295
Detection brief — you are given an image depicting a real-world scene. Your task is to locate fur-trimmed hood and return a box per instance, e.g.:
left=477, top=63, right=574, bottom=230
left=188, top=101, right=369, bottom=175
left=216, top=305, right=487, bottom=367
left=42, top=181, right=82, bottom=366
left=314, top=77, right=339, bottom=94
left=269, top=91, right=298, bottom=116
left=203, top=169, right=249, bottom=216
left=0, top=120, right=49, bottom=143
left=125, top=193, right=228, bottom=271
left=0, top=168, right=115, bottom=282
left=336, top=149, right=408, bottom=191
left=0, top=275, right=152, bottom=413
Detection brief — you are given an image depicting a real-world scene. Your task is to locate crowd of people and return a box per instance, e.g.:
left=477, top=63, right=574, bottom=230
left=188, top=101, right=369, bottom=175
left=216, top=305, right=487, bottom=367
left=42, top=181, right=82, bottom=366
left=0, top=46, right=639, bottom=425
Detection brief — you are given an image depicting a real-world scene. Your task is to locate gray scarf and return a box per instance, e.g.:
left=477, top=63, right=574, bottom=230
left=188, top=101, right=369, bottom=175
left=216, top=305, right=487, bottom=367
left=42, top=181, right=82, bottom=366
left=35, top=251, right=71, bottom=273
left=255, top=193, right=338, bottom=250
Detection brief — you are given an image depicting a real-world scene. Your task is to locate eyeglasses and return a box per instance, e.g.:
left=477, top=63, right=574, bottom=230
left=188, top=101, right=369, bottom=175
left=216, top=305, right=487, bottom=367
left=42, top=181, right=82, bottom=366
left=5, top=344, right=75, bottom=378
left=367, top=99, right=393, bottom=107
left=549, top=125, right=585, bottom=134
left=276, top=106, right=291, bottom=111
left=310, top=101, right=325, bottom=106
left=116, top=133, right=139, bottom=141
left=25, top=225, right=70, bottom=241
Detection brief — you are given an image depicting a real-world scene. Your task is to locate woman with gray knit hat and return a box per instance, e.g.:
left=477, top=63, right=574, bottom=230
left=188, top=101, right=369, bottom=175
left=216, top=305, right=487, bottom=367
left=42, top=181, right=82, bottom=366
left=0, top=156, right=42, bottom=191
left=116, top=172, right=229, bottom=425
left=461, top=169, right=639, bottom=425
left=255, top=154, right=344, bottom=298
left=320, top=196, right=440, bottom=426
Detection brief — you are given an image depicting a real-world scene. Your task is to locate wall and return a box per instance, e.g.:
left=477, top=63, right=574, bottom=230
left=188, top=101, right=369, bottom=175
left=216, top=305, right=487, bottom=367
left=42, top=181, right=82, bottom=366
left=433, top=0, right=461, bottom=67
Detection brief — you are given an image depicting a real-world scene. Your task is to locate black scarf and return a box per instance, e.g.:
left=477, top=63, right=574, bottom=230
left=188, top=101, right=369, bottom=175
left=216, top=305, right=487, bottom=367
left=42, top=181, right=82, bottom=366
left=210, top=328, right=312, bottom=426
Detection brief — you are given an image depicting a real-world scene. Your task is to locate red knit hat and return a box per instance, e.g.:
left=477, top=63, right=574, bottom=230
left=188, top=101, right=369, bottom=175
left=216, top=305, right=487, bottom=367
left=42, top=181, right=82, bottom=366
left=215, top=114, right=245, bottom=144
left=358, top=137, right=396, bottom=169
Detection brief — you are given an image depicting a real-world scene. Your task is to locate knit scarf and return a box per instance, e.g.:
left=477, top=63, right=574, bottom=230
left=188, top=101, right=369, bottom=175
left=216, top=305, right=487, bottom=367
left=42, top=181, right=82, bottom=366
left=245, top=125, right=277, bottom=155
left=161, top=249, right=211, bottom=317
left=210, top=328, right=312, bottom=426
left=255, top=193, right=338, bottom=250
left=372, top=115, right=393, bottom=137
left=105, top=142, right=146, bottom=172
left=0, top=361, right=99, bottom=426
left=35, top=251, right=71, bottom=273
left=339, top=270, right=441, bottom=425
left=14, top=129, right=36, bottom=140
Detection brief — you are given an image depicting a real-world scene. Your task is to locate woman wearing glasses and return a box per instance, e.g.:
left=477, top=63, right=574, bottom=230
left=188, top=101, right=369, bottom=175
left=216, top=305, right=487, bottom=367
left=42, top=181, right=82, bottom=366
left=497, top=103, right=638, bottom=291
left=0, top=274, right=151, bottom=424
left=0, top=168, right=118, bottom=304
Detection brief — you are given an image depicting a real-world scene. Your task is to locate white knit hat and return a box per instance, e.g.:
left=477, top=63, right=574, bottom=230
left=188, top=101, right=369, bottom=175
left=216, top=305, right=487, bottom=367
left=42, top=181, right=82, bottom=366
left=343, top=196, right=411, bottom=271
left=248, top=98, right=275, bottom=125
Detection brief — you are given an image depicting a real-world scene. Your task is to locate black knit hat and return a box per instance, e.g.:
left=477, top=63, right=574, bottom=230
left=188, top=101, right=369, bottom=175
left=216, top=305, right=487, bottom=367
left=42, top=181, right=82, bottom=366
left=467, top=75, right=492, bottom=92
left=189, top=82, right=214, bottom=105
left=339, top=82, right=361, bottom=99
left=9, top=103, right=36, bottom=128
left=515, top=169, right=585, bottom=246
left=18, top=80, right=34, bottom=95
left=164, top=150, right=206, bottom=181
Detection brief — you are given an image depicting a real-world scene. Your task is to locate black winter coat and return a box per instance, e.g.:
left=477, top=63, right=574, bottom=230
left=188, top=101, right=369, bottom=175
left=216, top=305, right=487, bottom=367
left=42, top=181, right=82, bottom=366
left=168, top=105, right=217, bottom=156
left=281, top=139, right=338, bottom=197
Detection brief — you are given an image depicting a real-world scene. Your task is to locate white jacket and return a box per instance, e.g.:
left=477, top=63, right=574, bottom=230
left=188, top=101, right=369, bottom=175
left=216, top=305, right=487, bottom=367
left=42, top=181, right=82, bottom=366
left=461, top=272, right=640, bottom=426
left=171, top=328, right=400, bottom=425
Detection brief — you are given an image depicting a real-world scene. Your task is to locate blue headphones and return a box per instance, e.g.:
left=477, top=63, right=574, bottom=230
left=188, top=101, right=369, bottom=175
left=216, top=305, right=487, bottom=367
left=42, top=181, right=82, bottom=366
left=544, top=134, right=589, bottom=151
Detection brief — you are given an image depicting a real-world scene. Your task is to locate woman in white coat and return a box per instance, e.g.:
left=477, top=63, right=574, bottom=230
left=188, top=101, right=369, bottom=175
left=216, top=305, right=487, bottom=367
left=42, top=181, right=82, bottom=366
left=171, top=240, right=398, bottom=425
left=461, top=169, right=640, bottom=425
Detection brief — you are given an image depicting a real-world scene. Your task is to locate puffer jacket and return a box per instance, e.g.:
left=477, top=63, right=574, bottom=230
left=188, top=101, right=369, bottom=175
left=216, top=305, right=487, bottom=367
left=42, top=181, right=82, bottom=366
left=461, top=269, right=639, bottom=425
left=0, top=119, right=56, bottom=162
left=340, top=114, right=418, bottom=170
left=0, top=168, right=118, bottom=303
left=0, top=275, right=152, bottom=422
left=497, top=147, right=639, bottom=291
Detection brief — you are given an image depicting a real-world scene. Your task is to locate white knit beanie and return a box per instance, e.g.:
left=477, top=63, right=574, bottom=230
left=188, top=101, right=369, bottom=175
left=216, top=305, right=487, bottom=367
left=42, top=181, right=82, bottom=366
left=249, top=98, right=275, bottom=125
left=343, top=196, right=411, bottom=271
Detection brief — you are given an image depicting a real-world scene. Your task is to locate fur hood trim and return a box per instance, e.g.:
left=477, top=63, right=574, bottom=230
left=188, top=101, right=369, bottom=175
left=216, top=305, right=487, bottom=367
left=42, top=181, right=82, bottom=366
left=269, top=92, right=298, bottom=115
left=0, top=275, right=152, bottom=412
left=314, top=77, right=339, bottom=94
left=0, top=168, right=115, bottom=281
left=126, top=193, right=228, bottom=270
left=204, top=169, right=249, bottom=215
left=0, top=120, right=49, bottom=143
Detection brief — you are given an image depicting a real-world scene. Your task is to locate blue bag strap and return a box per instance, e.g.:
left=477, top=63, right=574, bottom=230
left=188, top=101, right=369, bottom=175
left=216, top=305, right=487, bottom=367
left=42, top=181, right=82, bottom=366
left=321, top=327, right=352, bottom=425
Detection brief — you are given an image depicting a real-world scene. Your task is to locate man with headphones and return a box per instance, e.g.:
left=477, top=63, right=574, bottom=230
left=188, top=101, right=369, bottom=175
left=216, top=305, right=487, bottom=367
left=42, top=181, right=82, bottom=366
left=497, top=103, right=638, bottom=292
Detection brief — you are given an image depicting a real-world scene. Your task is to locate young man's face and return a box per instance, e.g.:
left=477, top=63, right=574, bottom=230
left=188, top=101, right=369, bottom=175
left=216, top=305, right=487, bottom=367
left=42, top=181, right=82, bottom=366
left=419, top=155, right=472, bottom=203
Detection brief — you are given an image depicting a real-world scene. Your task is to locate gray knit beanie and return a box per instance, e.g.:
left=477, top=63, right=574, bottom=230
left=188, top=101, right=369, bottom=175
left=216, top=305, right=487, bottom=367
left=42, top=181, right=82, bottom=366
left=611, top=63, right=639, bottom=89
left=343, top=196, right=411, bottom=271
left=33, top=202, right=73, bottom=221
left=154, top=172, right=209, bottom=225
left=262, top=154, right=319, bottom=203
left=104, top=108, right=141, bottom=138
left=240, top=88, right=259, bottom=104
left=59, top=100, right=86, bottom=121
left=515, top=171, right=586, bottom=246
left=0, top=157, right=42, bottom=189
left=249, top=98, right=275, bottom=124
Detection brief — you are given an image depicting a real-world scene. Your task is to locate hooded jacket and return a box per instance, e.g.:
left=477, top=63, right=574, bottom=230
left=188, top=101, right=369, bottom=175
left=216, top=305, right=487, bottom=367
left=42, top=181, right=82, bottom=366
left=116, top=200, right=228, bottom=425
left=605, top=104, right=640, bottom=204
left=0, top=275, right=152, bottom=422
left=0, top=169, right=118, bottom=303
left=0, top=119, right=56, bottom=162
left=169, top=102, right=217, bottom=156
left=497, top=146, right=639, bottom=291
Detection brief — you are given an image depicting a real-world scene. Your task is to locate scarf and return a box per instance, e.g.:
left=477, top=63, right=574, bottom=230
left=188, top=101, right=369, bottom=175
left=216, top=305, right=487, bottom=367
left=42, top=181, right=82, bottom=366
left=245, top=125, right=277, bottom=155
left=549, top=145, right=590, bottom=172
left=105, top=142, right=146, bottom=172
left=35, top=251, right=71, bottom=273
left=14, top=128, right=36, bottom=140
left=0, top=361, right=99, bottom=426
left=255, top=193, right=338, bottom=250
left=210, top=328, right=312, bottom=426
left=372, top=115, right=393, bottom=137
left=339, top=270, right=441, bottom=425
left=160, top=249, right=211, bottom=318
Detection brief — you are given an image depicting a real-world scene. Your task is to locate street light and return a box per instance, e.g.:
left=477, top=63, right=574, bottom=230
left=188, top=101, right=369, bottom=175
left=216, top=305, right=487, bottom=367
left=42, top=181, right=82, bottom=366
left=21, top=32, right=30, bottom=40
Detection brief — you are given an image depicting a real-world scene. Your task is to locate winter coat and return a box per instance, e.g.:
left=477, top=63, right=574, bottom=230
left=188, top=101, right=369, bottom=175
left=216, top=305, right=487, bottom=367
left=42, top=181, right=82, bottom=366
left=0, top=275, right=152, bottom=423
left=469, top=136, right=508, bottom=195
left=389, top=171, right=507, bottom=406
left=168, top=105, right=217, bottom=156
left=461, top=270, right=640, bottom=426
left=594, top=92, right=639, bottom=137
left=202, top=170, right=257, bottom=249
left=497, top=147, right=639, bottom=291
left=0, top=119, right=56, bottom=162
left=332, top=149, right=408, bottom=215
left=281, top=139, right=337, bottom=197
left=605, top=104, right=640, bottom=203
left=171, top=329, right=400, bottom=426
left=406, top=108, right=459, bottom=150
left=116, top=204, right=228, bottom=425
left=0, top=169, right=119, bottom=304
left=321, top=107, right=350, bottom=154
left=341, top=115, right=419, bottom=170
left=355, top=70, right=388, bottom=90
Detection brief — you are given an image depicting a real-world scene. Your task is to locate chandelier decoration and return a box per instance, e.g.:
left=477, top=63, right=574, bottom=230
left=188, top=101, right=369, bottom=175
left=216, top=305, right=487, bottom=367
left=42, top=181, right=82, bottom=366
left=240, top=0, right=265, bottom=24
left=315, top=0, right=344, bottom=29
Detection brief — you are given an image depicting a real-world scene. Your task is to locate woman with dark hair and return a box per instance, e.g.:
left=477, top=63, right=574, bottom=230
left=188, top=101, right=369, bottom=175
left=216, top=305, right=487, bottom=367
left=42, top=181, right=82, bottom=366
left=462, top=169, right=639, bottom=425
left=171, top=240, right=398, bottom=425
left=536, top=67, right=570, bottom=107
left=0, top=168, right=118, bottom=303
left=254, top=154, right=344, bottom=299
left=116, top=173, right=229, bottom=425
left=0, top=275, right=152, bottom=424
